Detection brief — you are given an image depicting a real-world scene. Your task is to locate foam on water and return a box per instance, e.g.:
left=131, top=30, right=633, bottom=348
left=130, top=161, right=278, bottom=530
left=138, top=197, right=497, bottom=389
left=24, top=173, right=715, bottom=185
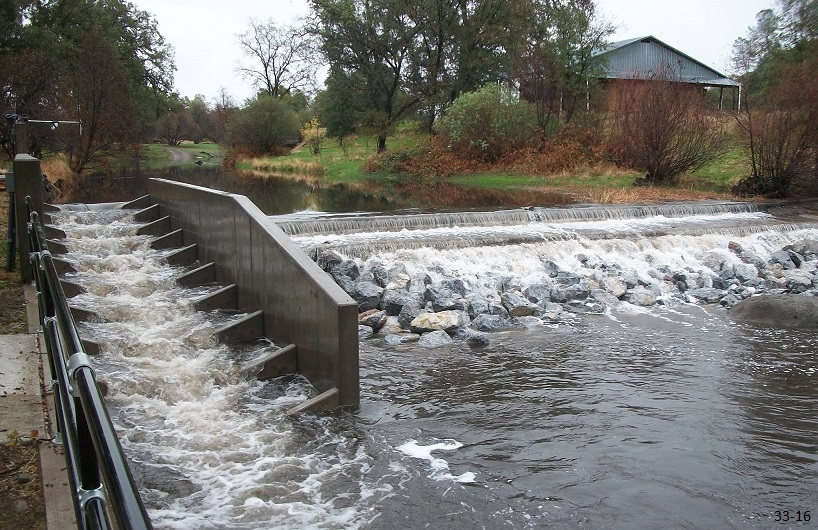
left=396, top=439, right=477, bottom=483
left=51, top=209, right=387, bottom=530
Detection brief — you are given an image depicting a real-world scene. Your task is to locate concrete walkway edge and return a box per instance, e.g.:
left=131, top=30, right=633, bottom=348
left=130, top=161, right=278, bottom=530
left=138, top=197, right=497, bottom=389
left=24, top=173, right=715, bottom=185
left=0, top=285, right=75, bottom=528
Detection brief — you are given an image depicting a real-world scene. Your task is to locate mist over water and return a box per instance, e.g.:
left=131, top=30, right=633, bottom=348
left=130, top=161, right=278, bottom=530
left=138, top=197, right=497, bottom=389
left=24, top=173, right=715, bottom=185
left=51, top=205, right=818, bottom=529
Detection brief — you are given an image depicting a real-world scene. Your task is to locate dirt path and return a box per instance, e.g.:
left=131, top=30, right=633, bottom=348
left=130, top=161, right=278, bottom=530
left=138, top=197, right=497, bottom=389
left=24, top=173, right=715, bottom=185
left=164, top=146, right=194, bottom=166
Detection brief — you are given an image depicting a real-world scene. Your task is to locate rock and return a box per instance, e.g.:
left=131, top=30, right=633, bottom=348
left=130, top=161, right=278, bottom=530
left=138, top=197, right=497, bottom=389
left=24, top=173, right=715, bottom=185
left=352, top=281, right=383, bottom=312
left=398, top=302, right=421, bottom=329
left=418, top=330, right=453, bottom=348
left=687, top=287, right=724, bottom=304
left=542, top=259, right=561, bottom=277
left=441, top=277, right=468, bottom=296
left=359, top=309, right=387, bottom=331
left=501, top=289, right=538, bottom=316
left=769, top=250, right=797, bottom=270
left=470, top=313, right=519, bottom=331
left=626, top=285, right=658, bottom=306
left=739, top=250, right=767, bottom=270
left=784, top=270, right=814, bottom=293
left=382, top=289, right=410, bottom=316
left=385, top=273, right=410, bottom=291
left=601, top=276, right=627, bottom=298
left=720, top=294, right=743, bottom=308
left=590, top=288, right=620, bottom=308
left=334, top=275, right=355, bottom=296
left=733, top=263, right=759, bottom=283
left=524, top=283, right=553, bottom=304
left=516, top=315, right=544, bottom=328
left=453, top=328, right=490, bottom=347
left=358, top=325, right=374, bottom=339
left=551, top=283, right=590, bottom=303
left=13, top=499, right=28, bottom=513
left=539, top=302, right=564, bottom=321
left=330, top=259, right=360, bottom=281
left=487, top=300, right=510, bottom=317
left=466, top=294, right=489, bottom=318
left=424, top=287, right=459, bottom=312
left=383, top=333, right=421, bottom=345
left=562, top=300, right=601, bottom=314
left=729, top=294, right=818, bottom=329
left=409, top=273, right=433, bottom=292
left=728, top=241, right=743, bottom=254
left=785, top=239, right=818, bottom=258
left=410, top=310, right=470, bottom=333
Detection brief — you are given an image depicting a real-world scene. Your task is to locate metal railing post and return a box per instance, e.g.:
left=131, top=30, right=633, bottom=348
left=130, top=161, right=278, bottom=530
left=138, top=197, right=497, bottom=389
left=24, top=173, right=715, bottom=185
left=26, top=197, right=153, bottom=530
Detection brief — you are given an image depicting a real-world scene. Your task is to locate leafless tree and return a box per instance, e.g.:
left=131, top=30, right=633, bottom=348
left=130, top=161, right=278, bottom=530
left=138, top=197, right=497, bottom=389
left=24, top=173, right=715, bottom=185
left=236, top=18, right=318, bottom=99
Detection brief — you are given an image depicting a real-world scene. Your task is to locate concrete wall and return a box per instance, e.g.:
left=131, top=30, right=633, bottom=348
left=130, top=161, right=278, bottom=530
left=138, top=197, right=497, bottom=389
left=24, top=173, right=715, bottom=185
left=146, top=178, right=359, bottom=406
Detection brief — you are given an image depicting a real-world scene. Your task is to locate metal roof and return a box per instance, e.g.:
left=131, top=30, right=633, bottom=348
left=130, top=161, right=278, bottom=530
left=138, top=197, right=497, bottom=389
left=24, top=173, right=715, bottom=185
left=594, top=36, right=740, bottom=88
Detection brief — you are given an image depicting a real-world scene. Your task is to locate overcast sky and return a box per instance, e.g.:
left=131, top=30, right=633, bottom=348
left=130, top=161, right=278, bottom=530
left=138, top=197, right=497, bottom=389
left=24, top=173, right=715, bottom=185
left=130, top=0, right=773, bottom=104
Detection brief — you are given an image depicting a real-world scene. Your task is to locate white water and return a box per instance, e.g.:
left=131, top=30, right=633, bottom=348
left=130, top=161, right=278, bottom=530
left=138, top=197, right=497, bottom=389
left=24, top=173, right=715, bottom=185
left=49, top=204, right=818, bottom=529
left=53, top=209, right=389, bottom=530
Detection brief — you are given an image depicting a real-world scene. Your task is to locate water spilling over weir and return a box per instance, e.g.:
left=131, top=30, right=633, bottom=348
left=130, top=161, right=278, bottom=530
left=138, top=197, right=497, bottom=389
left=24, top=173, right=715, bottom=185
left=52, top=202, right=818, bottom=529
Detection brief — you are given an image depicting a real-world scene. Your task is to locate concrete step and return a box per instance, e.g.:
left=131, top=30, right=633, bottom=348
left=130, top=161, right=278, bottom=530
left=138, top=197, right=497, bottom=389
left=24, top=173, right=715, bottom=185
left=214, top=310, right=264, bottom=344
left=133, top=203, right=161, bottom=223
left=193, top=284, right=237, bottom=312
left=136, top=216, right=171, bottom=237
left=177, top=262, right=215, bottom=286
left=59, top=280, right=85, bottom=298
left=150, top=229, right=183, bottom=250
left=241, top=342, right=297, bottom=380
left=164, top=244, right=198, bottom=267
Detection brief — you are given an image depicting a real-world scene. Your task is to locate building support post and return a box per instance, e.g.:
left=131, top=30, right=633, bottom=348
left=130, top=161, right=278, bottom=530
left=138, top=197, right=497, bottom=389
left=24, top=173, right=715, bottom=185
left=13, top=153, right=43, bottom=283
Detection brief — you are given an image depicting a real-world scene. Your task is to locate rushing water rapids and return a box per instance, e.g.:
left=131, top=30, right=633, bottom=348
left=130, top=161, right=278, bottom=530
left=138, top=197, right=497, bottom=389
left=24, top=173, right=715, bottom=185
left=51, top=203, right=817, bottom=529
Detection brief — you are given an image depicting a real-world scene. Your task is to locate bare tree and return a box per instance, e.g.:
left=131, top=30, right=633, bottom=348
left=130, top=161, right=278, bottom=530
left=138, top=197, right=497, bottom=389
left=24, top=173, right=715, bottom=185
left=236, top=18, right=317, bottom=99
left=606, top=71, right=728, bottom=184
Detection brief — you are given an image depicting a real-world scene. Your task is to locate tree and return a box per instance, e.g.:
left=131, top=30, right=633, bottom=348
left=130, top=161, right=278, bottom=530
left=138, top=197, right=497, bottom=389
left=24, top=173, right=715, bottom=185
left=1, top=0, right=175, bottom=170
left=237, top=18, right=318, bottom=99
left=607, top=73, right=728, bottom=183
left=435, top=84, right=537, bottom=162
left=187, top=95, right=212, bottom=143
left=210, top=88, right=237, bottom=144
left=731, top=0, right=818, bottom=197
left=515, top=0, right=613, bottom=129
left=310, top=0, right=423, bottom=152
left=226, top=96, right=301, bottom=155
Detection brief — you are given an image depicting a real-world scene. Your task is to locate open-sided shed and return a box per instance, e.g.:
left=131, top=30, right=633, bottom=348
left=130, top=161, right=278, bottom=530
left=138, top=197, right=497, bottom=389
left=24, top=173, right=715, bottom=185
left=593, top=35, right=741, bottom=110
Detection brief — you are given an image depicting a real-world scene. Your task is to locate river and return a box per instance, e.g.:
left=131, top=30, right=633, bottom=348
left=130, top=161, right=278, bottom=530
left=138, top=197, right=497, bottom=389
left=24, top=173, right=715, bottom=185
left=50, top=174, right=817, bottom=529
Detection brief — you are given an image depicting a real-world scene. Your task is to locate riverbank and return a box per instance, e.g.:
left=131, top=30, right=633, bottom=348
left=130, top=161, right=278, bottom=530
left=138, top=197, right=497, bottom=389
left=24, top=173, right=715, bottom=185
left=234, top=129, right=750, bottom=207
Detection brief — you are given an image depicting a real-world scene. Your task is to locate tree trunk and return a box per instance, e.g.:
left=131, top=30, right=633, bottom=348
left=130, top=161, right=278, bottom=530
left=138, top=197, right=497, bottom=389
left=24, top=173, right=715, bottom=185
left=377, top=134, right=387, bottom=153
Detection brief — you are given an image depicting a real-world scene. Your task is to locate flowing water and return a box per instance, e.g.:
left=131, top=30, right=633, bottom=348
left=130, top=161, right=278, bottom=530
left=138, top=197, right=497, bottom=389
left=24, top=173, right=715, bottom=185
left=51, top=203, right=818, bottom=529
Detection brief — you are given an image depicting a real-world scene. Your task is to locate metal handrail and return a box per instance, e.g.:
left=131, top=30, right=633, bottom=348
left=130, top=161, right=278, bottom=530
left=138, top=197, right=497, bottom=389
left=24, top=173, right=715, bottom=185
left=25, top=196, right=152, bottom=530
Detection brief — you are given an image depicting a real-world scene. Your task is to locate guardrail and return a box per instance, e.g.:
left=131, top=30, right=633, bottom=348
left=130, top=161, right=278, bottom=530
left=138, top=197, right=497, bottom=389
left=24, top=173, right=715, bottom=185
left=25, top=196, right=152, bottom=530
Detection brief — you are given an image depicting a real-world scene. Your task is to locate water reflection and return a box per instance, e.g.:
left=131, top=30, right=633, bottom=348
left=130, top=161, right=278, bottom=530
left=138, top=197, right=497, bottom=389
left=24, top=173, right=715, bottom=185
left=61, top=163, right=573, bottom=214
left=62, top=165, right=407, bottom=214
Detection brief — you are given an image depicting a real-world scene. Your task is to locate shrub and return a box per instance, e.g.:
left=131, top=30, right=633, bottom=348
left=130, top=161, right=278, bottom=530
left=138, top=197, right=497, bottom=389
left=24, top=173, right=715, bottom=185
left=606, top=78, right=728, bottom=183
left=732, top=109, right=814, bottom=197
left=226, top=96, right=301, bottom=155
left=435, top=84, right=538, bottom=162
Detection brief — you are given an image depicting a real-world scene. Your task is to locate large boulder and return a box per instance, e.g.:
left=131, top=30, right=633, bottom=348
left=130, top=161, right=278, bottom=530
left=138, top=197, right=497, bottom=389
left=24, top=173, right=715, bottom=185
left=418, top=330, right=453, bottom=348
left=501, top=289, right=538, bottom=317
left=352, top=281, right=383, bottom=312
left=728, top=294, right=818, bottom=329
left=410, top=310, right=470, bottom=333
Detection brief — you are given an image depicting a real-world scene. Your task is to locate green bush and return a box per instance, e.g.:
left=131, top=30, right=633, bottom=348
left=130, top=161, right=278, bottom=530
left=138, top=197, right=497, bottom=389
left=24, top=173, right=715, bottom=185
left=435, top=84, right=537, bottom=162
left=227, top=96, right=301, bottom=155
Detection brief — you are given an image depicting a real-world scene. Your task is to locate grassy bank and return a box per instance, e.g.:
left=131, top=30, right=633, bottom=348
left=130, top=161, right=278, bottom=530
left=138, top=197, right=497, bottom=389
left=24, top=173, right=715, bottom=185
left=236, top=129, right=749, bottom=204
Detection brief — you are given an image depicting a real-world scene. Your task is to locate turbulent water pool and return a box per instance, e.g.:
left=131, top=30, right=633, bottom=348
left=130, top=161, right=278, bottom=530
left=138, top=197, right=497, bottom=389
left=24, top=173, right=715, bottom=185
left=52, top=203, right=817, bottom=529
